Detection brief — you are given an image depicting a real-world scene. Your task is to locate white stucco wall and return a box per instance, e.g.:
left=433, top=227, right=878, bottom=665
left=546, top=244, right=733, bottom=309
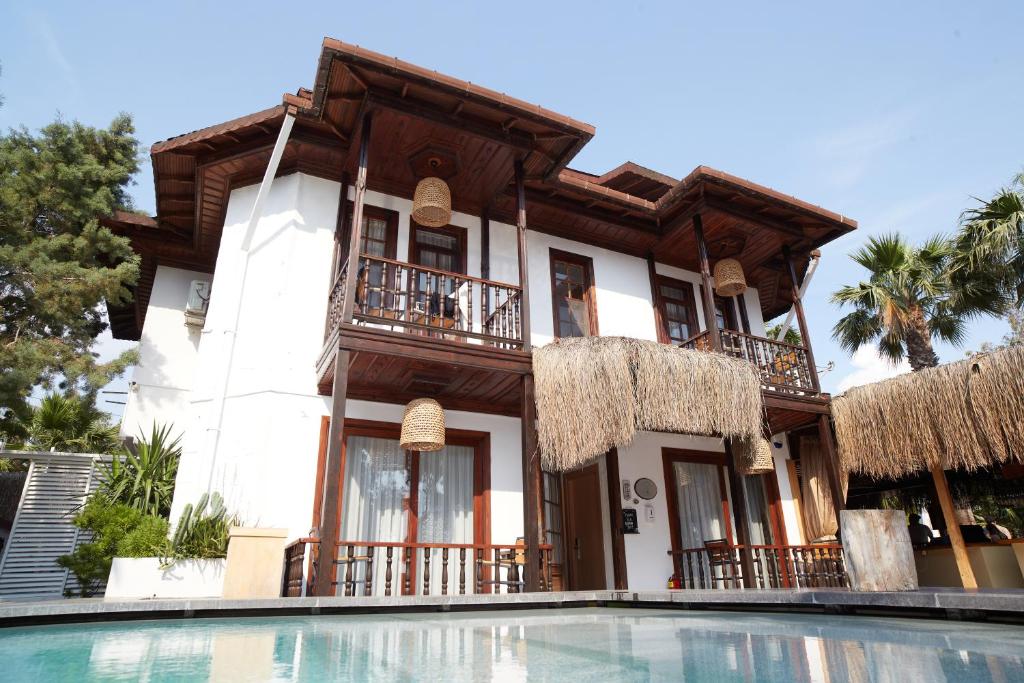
left=171, top=173, right=339, bottom=536
left=614, top=432, right=727, bottom=590
left=120, top=265, right=210, bottom=441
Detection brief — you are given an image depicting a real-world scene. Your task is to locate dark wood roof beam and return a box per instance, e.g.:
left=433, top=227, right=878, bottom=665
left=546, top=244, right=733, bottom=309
left=366, top=90, right=534, bottom=152
left=520, top=187, right=659, bottom=234
left=703, top=197, right=806, bottom=238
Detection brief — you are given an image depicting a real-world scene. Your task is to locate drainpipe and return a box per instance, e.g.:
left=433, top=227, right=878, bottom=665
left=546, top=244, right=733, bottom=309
left=774, top=249, right=820, bottom=342
left=203, top=112, right=295, bottom=495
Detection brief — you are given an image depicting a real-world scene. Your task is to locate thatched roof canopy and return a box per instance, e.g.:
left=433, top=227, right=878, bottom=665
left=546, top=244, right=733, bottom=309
left=532, top=337, right=764, bottom=472
left=833, top=345, right=1024, bottom=479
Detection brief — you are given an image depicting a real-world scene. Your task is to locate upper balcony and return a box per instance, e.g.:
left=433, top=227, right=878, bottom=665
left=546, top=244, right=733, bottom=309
left=682, top=329, right=819, bottom=396
left=323, top=254, right=524, bottom=352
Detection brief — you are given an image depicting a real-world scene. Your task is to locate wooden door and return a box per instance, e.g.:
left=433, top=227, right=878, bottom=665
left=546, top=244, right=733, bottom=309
left=563, top=464, right=607, bottom=590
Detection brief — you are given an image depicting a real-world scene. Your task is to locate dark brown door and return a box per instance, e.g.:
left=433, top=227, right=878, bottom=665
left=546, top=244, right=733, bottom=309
left=563, top=464, right=607, bottom=590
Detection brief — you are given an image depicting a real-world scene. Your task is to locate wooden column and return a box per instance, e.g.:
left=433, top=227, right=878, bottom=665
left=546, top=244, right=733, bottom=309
left=514, top=157, right=542, bottom=591
left=514, top=159, right=532, bottom=351
left=816, top=414, right=846, bottom=521
left=692, top=213, right=722, bottom=351
left=930, top=463, right=978, bottom=588
left=605, top=448, right=629, bottom=589
left=521, top=374, right=543, bottom=592
left=724, top=440, right=755, bottom=588
left=480, top=208, right=491, bottom=280
left=313, top=110, right=373, bottom=597
left=783, top=245, right=820, bottom=392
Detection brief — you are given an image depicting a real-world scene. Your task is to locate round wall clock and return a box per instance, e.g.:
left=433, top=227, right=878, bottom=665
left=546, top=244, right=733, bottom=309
left=634, top=477, right=658, bottom=500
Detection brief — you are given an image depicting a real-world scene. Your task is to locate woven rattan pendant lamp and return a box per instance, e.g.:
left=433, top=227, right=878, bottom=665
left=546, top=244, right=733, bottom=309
left=713, top=258, right=747, bottom=297
left=400, top=398, right=446, bottom=452
left=411, top=158, right=452, bottom=228
left=735, top=436, right=774, bottom=476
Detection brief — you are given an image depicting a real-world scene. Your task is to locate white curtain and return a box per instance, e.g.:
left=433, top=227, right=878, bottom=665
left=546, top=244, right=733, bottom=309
left=672, top=461, right=725, bottom=549
left=338, top=436, right=409, bottom=596
left=416, top=444, right=475, bottom=595
left=742, top=476, right=773, bottom=545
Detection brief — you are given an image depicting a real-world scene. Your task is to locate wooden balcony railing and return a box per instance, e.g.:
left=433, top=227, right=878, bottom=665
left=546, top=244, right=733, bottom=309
left=282, top=538, right=553, bottom=598
left=324, top=254, right=524, bottom=349
left=681, top=330, right=819, bottom=394
left=668, top=543, right=847, bottom=590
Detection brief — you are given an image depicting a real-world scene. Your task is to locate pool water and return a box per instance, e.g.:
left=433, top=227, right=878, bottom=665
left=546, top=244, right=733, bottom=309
left=0, top=608, right=1022, bottom=681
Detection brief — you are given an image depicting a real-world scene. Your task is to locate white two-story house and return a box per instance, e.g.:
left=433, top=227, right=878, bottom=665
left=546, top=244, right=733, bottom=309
left=104, top=38, right=856, bottom=597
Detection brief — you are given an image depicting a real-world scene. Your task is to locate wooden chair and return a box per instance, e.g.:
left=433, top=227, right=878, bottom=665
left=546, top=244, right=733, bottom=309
left=704, top=538, right=742, bottom=588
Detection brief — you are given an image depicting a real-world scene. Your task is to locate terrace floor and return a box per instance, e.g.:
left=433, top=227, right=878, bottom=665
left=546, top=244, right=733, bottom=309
left=2, top=588, right=1023, bottom=628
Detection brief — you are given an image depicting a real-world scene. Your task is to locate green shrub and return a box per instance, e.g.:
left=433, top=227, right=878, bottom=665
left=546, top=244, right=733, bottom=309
left=118, top=514, right=171, bottom=558
left=57, top=497, right=170, bottom=597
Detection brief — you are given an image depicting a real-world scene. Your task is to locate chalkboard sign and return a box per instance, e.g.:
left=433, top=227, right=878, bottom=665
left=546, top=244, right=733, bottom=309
left=622, top=508, right=639, bottom=534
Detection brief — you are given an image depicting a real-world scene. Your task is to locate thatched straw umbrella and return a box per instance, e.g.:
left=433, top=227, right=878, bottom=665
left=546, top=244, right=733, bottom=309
left=532, top=337, right=764, bottom=472
left=833, top=345, right=1024, bottom=479
left=832, top=344, right=1024, bottom=588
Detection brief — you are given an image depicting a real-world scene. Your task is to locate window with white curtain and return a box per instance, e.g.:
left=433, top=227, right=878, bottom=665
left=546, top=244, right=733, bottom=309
left=416, top=444, right=475, bottom=595
left=671, top=460, right=727, bottom=550
left=337, top=434, right=477, bottom=596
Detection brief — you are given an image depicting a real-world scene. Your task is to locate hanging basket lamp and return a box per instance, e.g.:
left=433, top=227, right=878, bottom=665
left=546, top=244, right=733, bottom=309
left=714, top=258, right=747, bottom=297
left=400, top=398, right=446, bottom=452
left=411, top=158, right=452, bottom=228
left=736, top=436, right=774, bottom=476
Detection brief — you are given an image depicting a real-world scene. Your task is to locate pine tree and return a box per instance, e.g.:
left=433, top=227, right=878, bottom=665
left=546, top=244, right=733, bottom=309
left=0, top=114, right=141, bottom=418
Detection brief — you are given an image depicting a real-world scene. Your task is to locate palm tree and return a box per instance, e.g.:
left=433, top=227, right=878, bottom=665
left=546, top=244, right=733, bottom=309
left=28, top=394, right=121, bottom=454
left=831, top=234, right=1005, bottom=371
left=955, top=172, right=1024, bottom=307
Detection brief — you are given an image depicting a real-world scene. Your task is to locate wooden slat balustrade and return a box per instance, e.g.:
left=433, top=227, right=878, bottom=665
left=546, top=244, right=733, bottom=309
left=668, top=544, right=848, bottom=590
left=282, top=539, right=553, bottom=598
left=681, top=330, right=819, bottom=394
left=324, top=254, right=523, bottom=349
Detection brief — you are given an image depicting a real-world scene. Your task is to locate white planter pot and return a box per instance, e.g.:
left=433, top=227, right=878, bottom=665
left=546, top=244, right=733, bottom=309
left=104, top=557, right=226, bottom=600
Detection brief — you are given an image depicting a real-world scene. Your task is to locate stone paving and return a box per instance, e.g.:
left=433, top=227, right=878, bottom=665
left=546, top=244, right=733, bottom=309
left=1, top=588, right=1023, bottom=627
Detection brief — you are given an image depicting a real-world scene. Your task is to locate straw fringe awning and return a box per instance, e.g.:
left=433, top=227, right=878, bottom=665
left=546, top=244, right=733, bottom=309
left=833, top=345, right=1024, bottom=479
left=532, top=337, right=764, bottom=472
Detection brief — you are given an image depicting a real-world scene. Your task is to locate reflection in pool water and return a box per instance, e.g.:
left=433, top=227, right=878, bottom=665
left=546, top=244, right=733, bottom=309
left=0, top=608, right=1022, bottom=681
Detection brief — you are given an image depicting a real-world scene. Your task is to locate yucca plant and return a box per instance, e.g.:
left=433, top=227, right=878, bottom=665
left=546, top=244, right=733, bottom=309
left=100, top=423, right=181, bottom=518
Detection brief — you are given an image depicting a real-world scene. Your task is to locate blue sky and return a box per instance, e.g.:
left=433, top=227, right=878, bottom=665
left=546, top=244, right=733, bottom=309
left=2, top=2, right=1023, bottom=417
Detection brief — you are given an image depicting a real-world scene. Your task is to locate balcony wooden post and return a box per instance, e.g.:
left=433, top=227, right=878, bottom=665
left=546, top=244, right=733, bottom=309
left=692, top=213, right=722, bottom=351
left=313, top=110, right=373, bottom=597
left=724, top=439, right=755, bottom=588
left=514, top=159, right=532, bottom=351
left=782, top=245, right=820, bottom=392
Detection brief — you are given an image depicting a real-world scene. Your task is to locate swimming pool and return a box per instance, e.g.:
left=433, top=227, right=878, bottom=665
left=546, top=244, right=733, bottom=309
left=1, top=607, right=1021, bottom=681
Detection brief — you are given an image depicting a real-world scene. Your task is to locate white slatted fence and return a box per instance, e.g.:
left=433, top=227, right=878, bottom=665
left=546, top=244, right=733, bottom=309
left=0, top=451, right=109, bottom=600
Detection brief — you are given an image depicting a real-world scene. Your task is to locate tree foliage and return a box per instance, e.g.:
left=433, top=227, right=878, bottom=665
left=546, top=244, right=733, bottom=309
left=26, top=393, right=121, bottom=454
left=831, top=233, right=1005, bottom=371
left=0, top=114, right=141, bottom=417
left=955, top=173, right=1024, bottom=308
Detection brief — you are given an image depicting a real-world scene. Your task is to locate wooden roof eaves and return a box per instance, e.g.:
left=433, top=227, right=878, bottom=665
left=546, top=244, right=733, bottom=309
left=150, top=106, right=287, bottom=154
left=655, top=165, right=858, bottom=232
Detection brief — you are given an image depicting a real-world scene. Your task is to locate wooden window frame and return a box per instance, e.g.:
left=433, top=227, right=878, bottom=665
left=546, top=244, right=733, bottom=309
left=661, top=448, right=735, bottom=555
left=334, top=203, right=399, bottom=278
left=313, top=418, right=491, bottom=591
left=549, top=248, right=599, bottom=338
left=697, top=284, right=740, bottom=332
left=408, top=222, right=469, bottom=275
left=653, top=275, right=699, bottom=345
